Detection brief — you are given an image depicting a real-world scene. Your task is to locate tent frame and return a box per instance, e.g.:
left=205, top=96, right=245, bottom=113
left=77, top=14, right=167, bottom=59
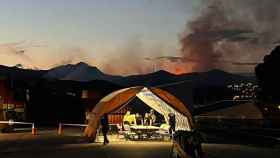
left=84, top=86, right=194, bottom=138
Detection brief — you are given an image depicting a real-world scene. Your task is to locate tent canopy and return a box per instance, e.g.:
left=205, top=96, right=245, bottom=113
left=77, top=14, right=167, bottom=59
left=84, top=86, right=194, bottom=138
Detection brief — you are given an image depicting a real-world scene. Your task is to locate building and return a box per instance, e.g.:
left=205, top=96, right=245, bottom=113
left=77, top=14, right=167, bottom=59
left=0, top=77, right=26, bottom=121
left=0, top=77, right=26, bottom=131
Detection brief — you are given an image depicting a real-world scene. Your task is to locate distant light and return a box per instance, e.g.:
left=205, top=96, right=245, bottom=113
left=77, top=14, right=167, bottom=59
left=278, top=105, right=280, bottom=110
left=8, top=119, right=14, bottom=125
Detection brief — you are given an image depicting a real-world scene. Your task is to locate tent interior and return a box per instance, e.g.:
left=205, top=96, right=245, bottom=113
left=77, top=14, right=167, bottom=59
left=123, top=97, right=166, bottom=125
left=84, top=87, right=194, bottom=139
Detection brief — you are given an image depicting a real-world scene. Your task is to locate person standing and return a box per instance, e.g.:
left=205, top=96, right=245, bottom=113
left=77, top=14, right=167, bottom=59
left=168, top=113, right=176, bottom=139
left=144, top=113, right=150, bottom=125
left=150, top=109, right=156, bottom=125
left=101, top=113, right=109, bottom=145
left=135, top=113, right=143, bottom=125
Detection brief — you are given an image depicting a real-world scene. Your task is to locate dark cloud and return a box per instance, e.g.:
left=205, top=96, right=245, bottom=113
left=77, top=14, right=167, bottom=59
left=186, top=29, right=253, bottom=42
left=154, top=56, right=184, bottom=62
left=273, top=40, right=280, bottom=44
left=154, top=55, right=259, bottom=67
left=0, top=42, right=32, bottom=62
left=231, top=62, right=259, bottom=66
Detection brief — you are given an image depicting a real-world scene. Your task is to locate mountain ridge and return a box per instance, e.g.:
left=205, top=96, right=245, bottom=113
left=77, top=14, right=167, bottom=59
left=0, top=62, right=256, bottom=87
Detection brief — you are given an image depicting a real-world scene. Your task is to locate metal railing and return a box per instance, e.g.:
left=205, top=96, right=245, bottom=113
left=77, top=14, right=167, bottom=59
left=58, top=123, right=87, bottom=135
left=0, top=120, right=36, bottom=135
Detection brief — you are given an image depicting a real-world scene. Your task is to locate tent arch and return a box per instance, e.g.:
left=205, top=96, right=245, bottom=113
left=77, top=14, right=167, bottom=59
left=150, top=87, right=193, bottom=124
left=84, top=86, right=194, bottom=138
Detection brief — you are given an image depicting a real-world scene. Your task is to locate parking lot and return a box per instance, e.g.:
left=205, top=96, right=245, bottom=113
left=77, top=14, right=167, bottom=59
left=0, top=129, right=280, bottom=158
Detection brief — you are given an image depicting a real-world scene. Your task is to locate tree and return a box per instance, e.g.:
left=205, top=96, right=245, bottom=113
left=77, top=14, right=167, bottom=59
left=255, top=46, right=280, bottom=103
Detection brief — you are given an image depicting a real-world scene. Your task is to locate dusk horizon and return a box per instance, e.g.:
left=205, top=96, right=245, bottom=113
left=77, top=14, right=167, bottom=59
left=1, top=1, right=280, bottom=157
left=0, top=0, right=273, bottom=75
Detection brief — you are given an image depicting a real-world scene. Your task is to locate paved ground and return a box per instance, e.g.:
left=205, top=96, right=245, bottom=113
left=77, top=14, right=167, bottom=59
left=0, top=129, right=173, bottom=158
left=0, top=129, right=280, bottom=158
left=204, top=144, right=280, bottom=158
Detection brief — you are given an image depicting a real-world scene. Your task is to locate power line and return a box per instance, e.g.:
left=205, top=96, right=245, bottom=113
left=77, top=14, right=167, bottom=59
left=154, top=80, right=193, bottom=88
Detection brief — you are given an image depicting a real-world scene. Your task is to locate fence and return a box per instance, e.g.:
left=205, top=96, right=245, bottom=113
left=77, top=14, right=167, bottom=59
left=57, top=123, right=87, bottom=135
left=0, top=120, right=36, bottom=135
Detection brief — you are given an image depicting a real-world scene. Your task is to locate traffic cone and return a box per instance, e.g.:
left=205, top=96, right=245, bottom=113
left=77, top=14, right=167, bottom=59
left=58, top=123, right=63, bottom=135
left=32, top=123, right=37, bottom=135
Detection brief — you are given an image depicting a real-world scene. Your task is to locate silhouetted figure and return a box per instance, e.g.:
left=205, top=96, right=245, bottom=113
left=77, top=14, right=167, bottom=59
left=168, top=113, right=176, bottom=138
left=150, top=109, right=156, bottom=125
left=144, top=113, right=150, bottom=125
left=100, top=113, right=109, bottom=145
left=255, top=45, right=280, bottom=103
left=135, top=113, right=143, bottom=125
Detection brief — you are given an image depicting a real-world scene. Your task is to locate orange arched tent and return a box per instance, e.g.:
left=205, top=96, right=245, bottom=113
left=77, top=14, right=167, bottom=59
left=84, top=86, right=194, bottom=138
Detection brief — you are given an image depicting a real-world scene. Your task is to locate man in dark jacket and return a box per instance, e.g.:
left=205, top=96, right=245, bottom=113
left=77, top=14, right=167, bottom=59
left=101, top=113, right=109, bottom=145
left=168, top=113, right=176, bottom=139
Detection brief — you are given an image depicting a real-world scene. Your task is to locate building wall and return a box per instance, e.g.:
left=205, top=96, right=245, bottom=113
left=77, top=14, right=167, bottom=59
left=0, top=78, right=26, bottom=122
left=108, top=107, right=130, bottom=124
left=0, top=79, right=6, bottom=121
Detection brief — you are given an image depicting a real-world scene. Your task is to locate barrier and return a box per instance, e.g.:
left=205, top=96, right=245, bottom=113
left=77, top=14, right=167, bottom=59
left=58, top=123, right=87, bottom=135
left=32, top=123, right=36, bottom=135
left=0, top=121, right=36, bottom=135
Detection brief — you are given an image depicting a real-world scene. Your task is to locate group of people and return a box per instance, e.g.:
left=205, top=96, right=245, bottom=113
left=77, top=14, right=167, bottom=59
left=144, top=109, right=157, bottom=126
left=123, top=109, right=157, bottom=126
left=99, top=109, right=176, bottom=145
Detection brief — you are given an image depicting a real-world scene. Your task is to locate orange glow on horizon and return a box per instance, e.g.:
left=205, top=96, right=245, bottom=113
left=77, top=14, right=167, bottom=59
left=159, top=62, right=194, bottom=75
left=174, top=67, right=186, bottom=75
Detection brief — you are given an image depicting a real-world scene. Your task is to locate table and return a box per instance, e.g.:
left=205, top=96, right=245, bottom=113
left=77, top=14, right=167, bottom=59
left=129, top=125, right=161, bottom=140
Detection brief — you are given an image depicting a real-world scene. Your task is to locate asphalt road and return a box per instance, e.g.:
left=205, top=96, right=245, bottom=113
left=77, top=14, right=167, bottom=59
left=0, top=129, right=280, bottom=158
left=204, top=144, right=280, bottom=158
left=0, top=130, right=173, bottom=158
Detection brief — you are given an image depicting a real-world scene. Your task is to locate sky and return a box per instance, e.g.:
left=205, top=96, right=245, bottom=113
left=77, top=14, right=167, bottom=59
left=0, top=0, right=276, bottom=75
left=0, top=0, right=200, bottom=72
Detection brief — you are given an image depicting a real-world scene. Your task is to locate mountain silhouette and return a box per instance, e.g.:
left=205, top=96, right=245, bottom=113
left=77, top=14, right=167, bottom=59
left=42, top=63, right=256, bottom=88
left=0, top=64, right=46, bottom=81
left=0, top=63, right=256, bottom=118
left=44, top=62, right=122, bottom=82
left=0, top=62, right=256, bottom=87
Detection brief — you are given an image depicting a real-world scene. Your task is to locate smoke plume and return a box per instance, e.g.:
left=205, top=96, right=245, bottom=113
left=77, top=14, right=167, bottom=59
left=50, top=47, right=94, bottom=68
left=180, top=0, right=280, bottom=73
left=101, top=37, right=159, bottom=75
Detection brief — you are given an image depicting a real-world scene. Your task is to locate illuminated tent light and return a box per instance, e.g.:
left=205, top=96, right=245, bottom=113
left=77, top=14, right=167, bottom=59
left=84, top=86, right=194, bottom=138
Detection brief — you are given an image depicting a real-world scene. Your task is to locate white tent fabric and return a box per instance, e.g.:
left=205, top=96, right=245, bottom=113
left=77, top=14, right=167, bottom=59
left=84, top=86, right=193, bottom=138
left=136, top=87, right=190, bottom=131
